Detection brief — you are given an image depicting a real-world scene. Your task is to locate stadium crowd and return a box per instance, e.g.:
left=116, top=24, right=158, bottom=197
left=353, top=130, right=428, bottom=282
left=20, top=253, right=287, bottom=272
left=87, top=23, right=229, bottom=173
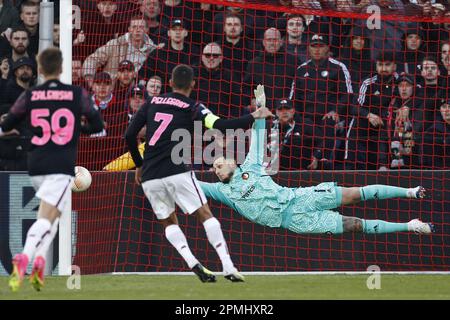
left=1, top=0, right=450, bottom=171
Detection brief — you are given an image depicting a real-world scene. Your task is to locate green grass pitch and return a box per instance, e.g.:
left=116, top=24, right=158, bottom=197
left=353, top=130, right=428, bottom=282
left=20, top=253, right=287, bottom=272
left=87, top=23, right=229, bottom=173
left=1, top=274, right=449, bottom=300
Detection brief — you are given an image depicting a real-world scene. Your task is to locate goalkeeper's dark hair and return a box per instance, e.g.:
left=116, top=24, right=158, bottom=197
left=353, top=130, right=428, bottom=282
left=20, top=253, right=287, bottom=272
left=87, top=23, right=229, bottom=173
left=37, top=47, right=63, bottom=76
left=171, top=64, right=194, bottom=90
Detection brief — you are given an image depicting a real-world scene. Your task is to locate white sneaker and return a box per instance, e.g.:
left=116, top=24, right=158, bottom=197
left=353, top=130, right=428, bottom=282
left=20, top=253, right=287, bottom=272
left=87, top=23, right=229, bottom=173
left=407, top=186, right=426, bottom=199
left=408, top=219, right=435, bottom=234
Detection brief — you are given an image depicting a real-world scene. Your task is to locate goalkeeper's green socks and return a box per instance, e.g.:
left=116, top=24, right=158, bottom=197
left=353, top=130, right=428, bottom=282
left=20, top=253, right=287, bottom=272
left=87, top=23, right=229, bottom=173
left=362, top=219, right=409, bottom=234
left=359, top=185, right=408, bottom=201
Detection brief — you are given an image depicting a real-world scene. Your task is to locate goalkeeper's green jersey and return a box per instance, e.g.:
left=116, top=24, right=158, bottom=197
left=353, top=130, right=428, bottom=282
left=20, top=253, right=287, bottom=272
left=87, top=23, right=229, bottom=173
left=198, top=119, right=296, bottom=228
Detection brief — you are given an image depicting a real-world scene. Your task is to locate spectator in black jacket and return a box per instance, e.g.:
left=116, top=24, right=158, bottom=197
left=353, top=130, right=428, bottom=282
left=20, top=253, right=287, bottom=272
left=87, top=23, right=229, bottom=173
left=0, top=0, right=20, bottom=35
left=290, top=33, right=353, bottom=166
left=142, top=19, right=198, bottom=93
left=422, top=99, right=450, bottom=169
left=217, top=13, right=253, bottom=82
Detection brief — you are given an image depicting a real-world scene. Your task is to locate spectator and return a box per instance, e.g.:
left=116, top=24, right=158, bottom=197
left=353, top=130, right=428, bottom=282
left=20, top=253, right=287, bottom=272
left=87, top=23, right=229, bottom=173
left=91, top=71, right=115, bottom=137
left=421, top=2, right=447, bottom=55
left=339, top=27, right=372, bottom=86
left=193, top=42, right=241, bottom=117
left=217, top=13, right=253, bottom=82
left=5, top=27, right=33, bottom=79
left=0, top=113, right=28, bottom=171
left=346, top=51, right=398, bottom=170
left=285, top=14, right=308, bottom=63
left=0, top=0, right=20, bottom=35
left=146, top=75, right=162, bottom=98
left=18, top=1, right=39, bottom=55
left=191, top=2, right=215, bottom=46
left=244, top=27, right=297, bottom=109
left=78, top=0, right=124, bottom=58
left=396, top=24, right=425, bottom=77
left=352, top=0, right=407, bottom=60
left=0, top=56, right=35, bottom=106
left=142, top=19, right=197, bottom=92
left=82, top=16, right=163, bottom=82
left=439, top=41, right=450, bottom=76
left=72, top=59, right=89, bottom=89
left=418, top=56, right=445, bottom=126
left=269, top=98, right=324, bottom=170
left=388, top=73, right=424, bottom=169
left=162, top=0, right=194, bottom=32
left=329, top=0, right=356, bottom=58
left=139, top=0, right=168, bottom=42
left=290, top=33, right=353, bottom=166
left=422, top=98, right=450, bottom=169
left=213, top=2, right=258, bottom=42
left=53, top=22, right=60, bottom=47
left=113, top=60, right=137, bottom=104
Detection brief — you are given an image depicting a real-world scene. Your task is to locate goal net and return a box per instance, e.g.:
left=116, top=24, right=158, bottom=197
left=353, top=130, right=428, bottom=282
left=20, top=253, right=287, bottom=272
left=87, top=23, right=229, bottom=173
left=71, top=0, right=450, bottom=273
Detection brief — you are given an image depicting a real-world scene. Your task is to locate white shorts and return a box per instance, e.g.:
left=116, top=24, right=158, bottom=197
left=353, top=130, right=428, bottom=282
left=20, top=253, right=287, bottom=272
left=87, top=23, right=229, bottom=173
left=142, top=171, right=207, bottom=220
left=30, top=174, right=74, bottom=212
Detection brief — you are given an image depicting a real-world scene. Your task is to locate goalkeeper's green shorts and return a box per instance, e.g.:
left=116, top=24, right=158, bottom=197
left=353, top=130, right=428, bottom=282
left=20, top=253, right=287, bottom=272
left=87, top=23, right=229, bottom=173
left=282, top=182, right=344, bottom=235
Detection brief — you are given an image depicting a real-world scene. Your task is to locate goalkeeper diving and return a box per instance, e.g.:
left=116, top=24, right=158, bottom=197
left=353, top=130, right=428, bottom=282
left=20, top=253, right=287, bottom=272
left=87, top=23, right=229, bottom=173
left=198, top=85, right=435, bottom=235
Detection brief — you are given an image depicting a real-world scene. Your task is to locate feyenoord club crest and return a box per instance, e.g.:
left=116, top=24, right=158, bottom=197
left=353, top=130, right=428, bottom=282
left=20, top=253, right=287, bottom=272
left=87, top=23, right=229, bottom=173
left=242, top=172, right=249, bottom=180
left=321, top=71, right=329, bottom=77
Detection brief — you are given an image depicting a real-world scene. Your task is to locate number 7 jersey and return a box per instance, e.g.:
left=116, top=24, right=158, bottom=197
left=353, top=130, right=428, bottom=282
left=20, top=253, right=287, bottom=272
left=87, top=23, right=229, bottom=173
left=0, top=80, right=103, bottom=176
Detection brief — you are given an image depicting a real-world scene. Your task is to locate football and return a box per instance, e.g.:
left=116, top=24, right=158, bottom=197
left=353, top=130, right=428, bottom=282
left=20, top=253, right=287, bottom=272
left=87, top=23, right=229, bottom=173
left=71, top=166, right=92, bottom=192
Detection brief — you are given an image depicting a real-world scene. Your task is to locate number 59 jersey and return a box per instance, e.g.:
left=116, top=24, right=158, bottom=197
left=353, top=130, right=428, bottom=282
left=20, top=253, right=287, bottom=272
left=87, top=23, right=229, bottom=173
left=1, top=80, right=102, bottom=176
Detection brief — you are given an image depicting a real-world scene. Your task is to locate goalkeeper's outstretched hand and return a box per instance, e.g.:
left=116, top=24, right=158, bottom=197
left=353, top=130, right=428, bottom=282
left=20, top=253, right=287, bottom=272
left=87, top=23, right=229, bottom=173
left=251, top=84, right=274, bottom=119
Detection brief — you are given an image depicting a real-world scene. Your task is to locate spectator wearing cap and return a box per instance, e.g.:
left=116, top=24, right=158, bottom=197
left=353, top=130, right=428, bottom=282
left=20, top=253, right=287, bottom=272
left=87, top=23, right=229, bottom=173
left=396, top=24, right=425, bottom=77
left=146, top=75, right=163, bottom=98
left=339, top=27, right=372, bottom=86
left=422, top=98, right=450, bottom=169
left=113, top=60, right=137, bottom=104
left=142, top=19, right=198, bottom=92
left=78, top=1, right=125, bottom=58
left=193, top=42, right=241, bottom=117
left=213, top=3, right=258, bottom=42
left=284, top=14, right=308, bottom=63
left=216, top=13, right=253, bottom=82
left=244, top=28, right=297, bottom=110
left=268, top=98, right=324, bottom=170
left=388, top=73, right=424, bottom=169
left=82, top=16, right=164, bottom=82
left=345, top=51, right=398, bottom=170
left=289, top=32, right=352, bottom=168
left=139, top=0, right=169, bottom=42
left=18, top=1, right=39, bottom=55
left=0, top=56, right=35, bottom=106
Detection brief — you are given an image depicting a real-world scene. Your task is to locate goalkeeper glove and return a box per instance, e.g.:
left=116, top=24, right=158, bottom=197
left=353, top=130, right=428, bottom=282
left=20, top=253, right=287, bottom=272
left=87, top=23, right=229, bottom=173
left=254, top=84, right=266, bottom=109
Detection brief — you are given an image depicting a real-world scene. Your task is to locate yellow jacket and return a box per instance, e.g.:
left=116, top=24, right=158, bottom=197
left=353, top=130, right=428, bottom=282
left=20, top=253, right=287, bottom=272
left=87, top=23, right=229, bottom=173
left=103, top=142, right=145, bottom=171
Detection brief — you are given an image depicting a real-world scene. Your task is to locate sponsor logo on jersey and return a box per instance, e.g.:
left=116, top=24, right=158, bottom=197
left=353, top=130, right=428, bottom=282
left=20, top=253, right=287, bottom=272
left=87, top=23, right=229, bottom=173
left=241, top=184, right=255, bottom=199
